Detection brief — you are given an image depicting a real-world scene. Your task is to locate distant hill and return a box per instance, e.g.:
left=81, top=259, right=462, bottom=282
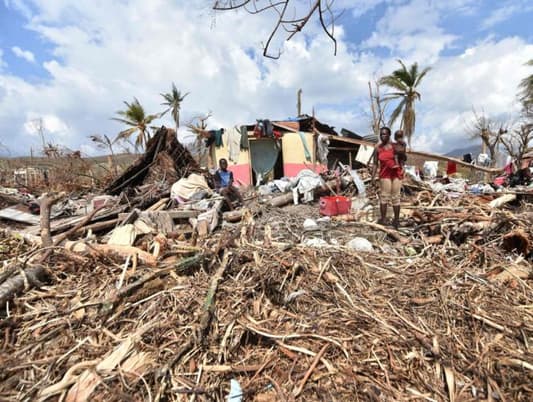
left=445, top=144, right=481, bottom=158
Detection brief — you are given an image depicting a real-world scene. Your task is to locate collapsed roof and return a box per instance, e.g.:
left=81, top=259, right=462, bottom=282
left=105, top=126, right=199, bottom=195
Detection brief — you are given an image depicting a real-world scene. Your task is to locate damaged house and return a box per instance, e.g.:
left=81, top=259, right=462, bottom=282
left=198, top=115, right=366, bottom=186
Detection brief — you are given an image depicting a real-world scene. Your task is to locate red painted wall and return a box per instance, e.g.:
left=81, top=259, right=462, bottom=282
left=283, top=163, right=327, bottom=178
left=229, top=164, right=251, bottom=186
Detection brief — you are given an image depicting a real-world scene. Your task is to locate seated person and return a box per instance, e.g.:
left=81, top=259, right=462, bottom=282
left=214, top=158, right=244, bottom=210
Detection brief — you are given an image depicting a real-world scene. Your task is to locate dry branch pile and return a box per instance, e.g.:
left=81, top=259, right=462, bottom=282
left=1, top=182, right=532, bottom=401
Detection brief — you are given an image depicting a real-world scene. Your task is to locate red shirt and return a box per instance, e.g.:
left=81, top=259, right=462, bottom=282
left=377, top=145, right=400, bottom=179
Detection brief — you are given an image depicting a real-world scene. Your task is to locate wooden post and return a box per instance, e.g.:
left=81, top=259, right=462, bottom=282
left=297, top=89, right=302, bottom=116
left=39, top=192, right=66, bottom=248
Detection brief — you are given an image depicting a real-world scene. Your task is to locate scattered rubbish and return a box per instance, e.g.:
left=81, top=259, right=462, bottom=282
left=303, top=218, right=318, bottom=230
left=0, top=119, right=531, bottom=402
left=302, top=237, right=329, bottom=247
left=346, top=237, right=373, bottom=252
left=227, top=379, right=243, bottom=402
left=423, top=161, right=439, bottom=179
left=107, top=224, right=137, bottom=246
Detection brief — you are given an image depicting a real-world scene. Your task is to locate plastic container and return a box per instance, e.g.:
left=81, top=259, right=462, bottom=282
left=319, top=196, right=352, bottom=216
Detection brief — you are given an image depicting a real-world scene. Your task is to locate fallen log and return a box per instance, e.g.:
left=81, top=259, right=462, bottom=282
left=0, top=265, right=48, bottom=308
left=73, top=218, right=119, bottom=235
left=270, top=192, right=294, bottom=208
left=357, top=221, right=409, bottom=244
left=223, top=209, right=246, bottom=222
left=52, top=206, right=105, bottom=246
left=489, top=194, right=516, bottom=209
left=64, top=241, right=158, bottom=266
left=269, top=179, right=339, bottom=208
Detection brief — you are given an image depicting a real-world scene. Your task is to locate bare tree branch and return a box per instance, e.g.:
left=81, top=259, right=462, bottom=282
left=465, top=108, right=508, bottom=166
left=500, top=123, right=533, bottom=167
left=213, top=0, right=340, bottom=58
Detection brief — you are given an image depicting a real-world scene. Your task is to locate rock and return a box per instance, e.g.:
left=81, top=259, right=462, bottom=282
left=346, top=237, right=373, bottom=252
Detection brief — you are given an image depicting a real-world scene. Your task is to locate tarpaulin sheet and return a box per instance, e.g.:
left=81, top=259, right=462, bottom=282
left=250, top=139, right=280, bottom=178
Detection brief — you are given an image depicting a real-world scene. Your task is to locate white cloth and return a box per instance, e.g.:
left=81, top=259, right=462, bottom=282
left=477, top=153, right=489, bottom=164
left=294, top=169, right=324, bottom=203
left=227, top=126, right=241, bottom=163
left=423, top=161, right=439, bottom=179
left=171, top=174, right=212, bottom=201
left=317, top=134, right=330, bottom=165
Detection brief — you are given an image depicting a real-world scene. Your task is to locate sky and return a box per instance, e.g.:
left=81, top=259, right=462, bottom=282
left=0, top=0, right=532, bottom=156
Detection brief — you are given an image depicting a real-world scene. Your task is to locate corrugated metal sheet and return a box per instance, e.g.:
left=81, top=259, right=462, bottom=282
left=0, top=206, right=40, bottom=224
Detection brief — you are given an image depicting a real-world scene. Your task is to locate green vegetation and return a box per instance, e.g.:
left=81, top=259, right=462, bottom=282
left=161, top=83, right=189, bottom=134
left=379, top=60, right=431, bottom=149
left=112, top=98, right=160, bottom=151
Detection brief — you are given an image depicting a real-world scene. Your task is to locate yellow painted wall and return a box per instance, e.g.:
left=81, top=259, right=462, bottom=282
left=282, top=132, right=316, bottom=164
left=212, top=131, right=250, bottom=168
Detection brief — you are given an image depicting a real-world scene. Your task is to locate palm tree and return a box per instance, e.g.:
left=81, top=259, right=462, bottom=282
left=161, top=83, right=189, bottom=134
left=519, top=59, right=533, bottom=115
left=112, top=98, right=159, bottom=151
left=379, top=60, right=431, bottom=149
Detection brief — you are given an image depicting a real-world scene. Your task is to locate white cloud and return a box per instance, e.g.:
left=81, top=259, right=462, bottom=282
left=0, top=0, right=531, bottom=158
left=11, top=46, right=36, bottom=63
left=23, top=113, right=69, bottom=136
left=3, top=0, right=33, bottom=19
left=481, top=1, right=532, bottom=30
left=362, top=0, right=479, bottom=63
left=412, top=37, right=533, bottom=153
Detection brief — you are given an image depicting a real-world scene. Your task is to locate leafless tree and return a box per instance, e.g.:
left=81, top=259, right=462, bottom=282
left=28, top=118, right=48, bottom=156
left=500, top=123, right=533, bottom=167
left=186, top=112, right=214, bottom=167
left=466, top=108, right=507, bottom=166
left=213, top=0, right=341, bottom=58
left=187, top=112, right=213, bottom=134
left=368, top=80, right=387, bottom=137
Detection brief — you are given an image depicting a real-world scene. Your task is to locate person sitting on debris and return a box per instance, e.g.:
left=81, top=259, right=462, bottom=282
left=214, top=158, right=244, bottom=210
left=392, top=130, right=407, bottom=174
left=371, top=127, right=402, bottom=229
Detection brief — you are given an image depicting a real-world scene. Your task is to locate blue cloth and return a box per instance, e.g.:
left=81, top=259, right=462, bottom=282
left=216, top=170, right=232, bottom=188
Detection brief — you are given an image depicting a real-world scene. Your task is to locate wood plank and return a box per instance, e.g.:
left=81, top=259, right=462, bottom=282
left=326, top=135, right=503, bottom=173
left=166, top=210, right=200, bottom=219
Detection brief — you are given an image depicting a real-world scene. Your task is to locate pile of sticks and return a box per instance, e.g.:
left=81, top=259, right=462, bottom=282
left=1, top=186, right=532, bottom=401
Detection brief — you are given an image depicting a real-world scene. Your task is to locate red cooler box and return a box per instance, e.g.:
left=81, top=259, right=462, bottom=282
left=319, top=196, right=351, bottom=216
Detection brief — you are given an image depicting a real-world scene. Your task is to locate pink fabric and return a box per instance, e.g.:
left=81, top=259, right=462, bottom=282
left=504, top=163, right=514, bottom=175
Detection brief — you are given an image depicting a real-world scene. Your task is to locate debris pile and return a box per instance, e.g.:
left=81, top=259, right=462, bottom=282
left=1, top=126, right=532, bottom=401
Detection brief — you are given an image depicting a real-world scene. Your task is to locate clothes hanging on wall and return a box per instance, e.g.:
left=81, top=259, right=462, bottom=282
left=297, top=131, right=312, bottom=162
left=446, top=161, right=457, bottom=175
left=227, top=126, right=242, bottom=163
left=240, top=125, right=249, bottom=149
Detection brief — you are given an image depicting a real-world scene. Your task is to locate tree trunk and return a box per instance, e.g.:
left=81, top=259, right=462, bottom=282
left=0, top=265, right=48, bottom=308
